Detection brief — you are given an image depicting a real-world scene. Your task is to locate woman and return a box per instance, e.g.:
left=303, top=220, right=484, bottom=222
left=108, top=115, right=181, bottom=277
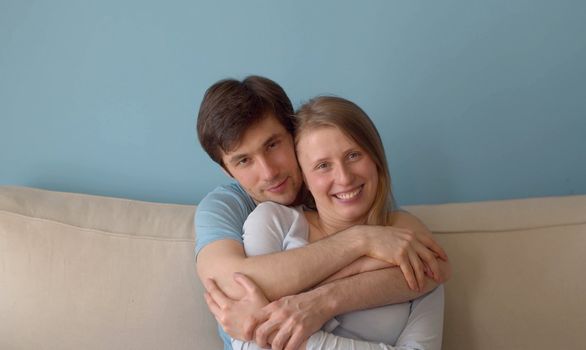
left=233, top=96, right=446, bottom=349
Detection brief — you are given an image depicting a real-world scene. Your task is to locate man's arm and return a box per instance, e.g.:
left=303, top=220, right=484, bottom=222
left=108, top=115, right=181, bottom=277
left=206, top=261, right=450, bottom=350
left=253, top=261, right=450, bottom=350
left=196, top=188, right=374, bottom=301
left=198, top=218, right=445, bottom=301
left=252, top=210, right=451, bottom=350
left=196, top=186, right=446, bottom=300
left=203, top=208, right=450, bottom=348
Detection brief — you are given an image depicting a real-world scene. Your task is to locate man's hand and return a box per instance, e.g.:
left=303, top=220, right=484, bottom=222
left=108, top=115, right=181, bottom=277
left=253, top=287, right=334, bottom=350
left=203, top=273, right=269, bottom=341
left=360, top=224, right=448, bottom=292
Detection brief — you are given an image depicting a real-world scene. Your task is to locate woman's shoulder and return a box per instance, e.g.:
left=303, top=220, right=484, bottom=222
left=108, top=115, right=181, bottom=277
left=254, top=201, right=304, bottom=217
left=387, top=208, right=410, bottom=226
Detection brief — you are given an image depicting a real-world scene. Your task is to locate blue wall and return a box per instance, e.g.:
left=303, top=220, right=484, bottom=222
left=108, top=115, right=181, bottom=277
left=2, top=0, right=585, bottom=205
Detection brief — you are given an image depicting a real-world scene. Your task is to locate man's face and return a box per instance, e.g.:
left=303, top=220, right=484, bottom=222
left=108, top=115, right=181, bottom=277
left=221, top=114, right=302, bottom=205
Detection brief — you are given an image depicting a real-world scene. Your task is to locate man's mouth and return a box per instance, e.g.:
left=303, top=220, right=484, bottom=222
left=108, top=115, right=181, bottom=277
left=266, top=177, right=288, bottom=193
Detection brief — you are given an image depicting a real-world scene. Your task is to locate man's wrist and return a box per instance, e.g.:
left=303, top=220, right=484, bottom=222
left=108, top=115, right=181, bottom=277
left=338, top=224, right=369, bottom=257
left=309, top=282, right=341, bottom=318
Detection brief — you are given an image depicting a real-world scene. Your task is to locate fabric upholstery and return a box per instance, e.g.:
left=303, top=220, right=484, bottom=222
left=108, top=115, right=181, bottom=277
left=1, top=186, right=585, bottom=349
left=0, top=186, right=220, bottom=350
left=406, top=199, right=586, bottom=349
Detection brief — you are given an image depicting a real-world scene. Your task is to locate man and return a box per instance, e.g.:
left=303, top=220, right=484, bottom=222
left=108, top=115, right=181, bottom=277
left=195, top=75, right=449, bottom=350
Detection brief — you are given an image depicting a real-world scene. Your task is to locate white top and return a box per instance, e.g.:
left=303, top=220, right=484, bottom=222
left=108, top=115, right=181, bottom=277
left=233, top=202, right=444, bottom=350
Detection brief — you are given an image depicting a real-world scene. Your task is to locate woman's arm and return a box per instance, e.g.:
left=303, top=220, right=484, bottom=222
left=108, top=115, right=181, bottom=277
left=209, top=205, right=448, bottom=349
left=303, top=286, right=445, bottom=350
left=394, top=285, right=444, bottom=350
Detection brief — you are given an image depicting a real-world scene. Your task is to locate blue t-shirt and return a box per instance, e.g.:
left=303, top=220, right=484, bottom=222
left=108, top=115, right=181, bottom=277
left=194, top=182, right=256, bottom=349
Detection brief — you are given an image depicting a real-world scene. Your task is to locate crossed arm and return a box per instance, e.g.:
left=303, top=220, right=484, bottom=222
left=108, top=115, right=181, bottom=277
left=197, top=209, right=447, bottom=299
left=198, top=207, right=450, bottom=349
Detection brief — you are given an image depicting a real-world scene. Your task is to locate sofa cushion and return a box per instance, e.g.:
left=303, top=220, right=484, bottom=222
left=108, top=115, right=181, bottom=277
left=2, top=186, right=585, bottom=349
left=0, top=186, right=195, bottom=239
left=406, top=196, right=586, bottom=350
left=0, top=186, right=221, bottom=350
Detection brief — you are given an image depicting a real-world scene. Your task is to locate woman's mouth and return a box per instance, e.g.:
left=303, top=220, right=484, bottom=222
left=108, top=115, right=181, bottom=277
left=333, top=185, right=363, bottom=200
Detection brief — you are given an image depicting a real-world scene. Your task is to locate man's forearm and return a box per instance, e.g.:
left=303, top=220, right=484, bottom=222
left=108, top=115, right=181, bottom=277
left=197, top=228, right=368, bottom=301
left=198, top=211, right=447, bottom=302
left=245, top=267, right=441, bottom=350
left=314, top=267, right=439, bottom=317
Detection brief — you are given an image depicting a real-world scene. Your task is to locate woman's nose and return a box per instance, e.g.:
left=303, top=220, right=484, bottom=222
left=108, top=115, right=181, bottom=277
left=335, top=164, right=354, bottom=185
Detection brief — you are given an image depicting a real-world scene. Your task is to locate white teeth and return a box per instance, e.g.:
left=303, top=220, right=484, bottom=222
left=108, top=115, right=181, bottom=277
left=335, top=187, right=361, bottom=200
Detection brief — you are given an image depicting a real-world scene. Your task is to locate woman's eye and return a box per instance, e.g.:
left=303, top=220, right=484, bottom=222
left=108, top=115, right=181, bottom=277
left=348, top=152, right=361, bottom=160
left=316, top=162, right=329, bottom=170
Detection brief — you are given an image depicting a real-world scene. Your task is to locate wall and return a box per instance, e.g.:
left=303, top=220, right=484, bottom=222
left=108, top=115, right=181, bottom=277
left=1, top=0, right=585, bottom=205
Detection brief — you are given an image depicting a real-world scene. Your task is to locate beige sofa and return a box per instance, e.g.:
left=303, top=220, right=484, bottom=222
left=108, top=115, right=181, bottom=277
left=1, top=186, right=585, bottom=349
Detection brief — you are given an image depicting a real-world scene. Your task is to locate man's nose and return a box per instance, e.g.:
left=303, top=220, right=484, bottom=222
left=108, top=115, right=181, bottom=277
left=258, top=157, right=279, bottom=180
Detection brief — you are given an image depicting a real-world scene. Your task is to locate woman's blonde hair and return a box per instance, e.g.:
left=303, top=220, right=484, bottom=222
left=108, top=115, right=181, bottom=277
left=295, top=96, right=394, bottom=225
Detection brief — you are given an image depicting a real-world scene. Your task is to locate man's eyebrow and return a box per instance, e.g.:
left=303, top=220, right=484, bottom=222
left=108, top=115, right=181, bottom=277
left=227, top=153, right=247, bottom=164
left=263, top=134, right=281, bottom=147
left=226, top=133, right=284, bottom=164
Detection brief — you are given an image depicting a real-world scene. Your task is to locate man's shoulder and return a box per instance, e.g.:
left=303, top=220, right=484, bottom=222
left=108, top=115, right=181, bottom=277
left=194, top=182, right=255, bottom=255
left=199, top=182, right=255, bottom=210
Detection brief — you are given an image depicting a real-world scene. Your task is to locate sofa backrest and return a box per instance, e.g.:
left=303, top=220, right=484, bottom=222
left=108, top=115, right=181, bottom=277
left=1, top=186, right=585, bottom=349
left=0, top=186, right=222, bottom=350
left=405, top=196, right=586, bottom=349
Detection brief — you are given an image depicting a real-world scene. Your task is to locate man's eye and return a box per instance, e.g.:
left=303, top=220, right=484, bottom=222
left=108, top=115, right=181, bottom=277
left=267, top=141, right=280, bottom=150
left=237, top=158, right=250, bottom=166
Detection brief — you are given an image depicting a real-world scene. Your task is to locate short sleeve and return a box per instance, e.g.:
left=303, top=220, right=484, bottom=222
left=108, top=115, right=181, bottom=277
left=194, top=183, right=256, bottom=257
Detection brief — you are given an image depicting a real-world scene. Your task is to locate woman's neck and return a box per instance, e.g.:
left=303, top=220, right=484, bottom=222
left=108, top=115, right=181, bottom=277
left=304, top=210, right=366, bottom=242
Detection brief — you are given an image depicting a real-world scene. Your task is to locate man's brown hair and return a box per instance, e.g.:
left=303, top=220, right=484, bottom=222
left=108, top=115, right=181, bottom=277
left=197, top=75, right=295, bottom=168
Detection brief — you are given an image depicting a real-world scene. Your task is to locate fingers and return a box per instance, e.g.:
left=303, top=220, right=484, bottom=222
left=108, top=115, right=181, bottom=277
left=254, top=320, right=278, bottom=348
left=398, top=256, right=418, bottom=291
left=413, top=239, right=442, bottom=282
left=284, top=327, right=306, bottom=350
left=424, top=250, right=442, bottom=282
left=270, top=323, right=293, bottom=350
left=242, top=315, right=258, bottom=341
left=203, top=278, right=231, bottom=309
left=408, top=249, right=425, bottom=292
left=423, top=263, right=432, bottom=278
left=267, top=330, right=277, bottom=348
left=418, top=233, right=449, bottom=282
left=233, top=272, right=265, bottom=301
left=204, top=292, right=221, bottom=318
left=418, top=233, right=449, bottom=261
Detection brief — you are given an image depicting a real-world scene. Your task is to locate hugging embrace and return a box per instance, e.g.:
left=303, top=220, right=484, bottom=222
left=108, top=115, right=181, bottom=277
left=195, top=76, right=451, bottom=350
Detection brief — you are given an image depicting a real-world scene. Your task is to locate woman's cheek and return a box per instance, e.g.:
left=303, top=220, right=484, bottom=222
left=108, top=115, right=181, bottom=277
left=310, top=175, right=330, bottom=197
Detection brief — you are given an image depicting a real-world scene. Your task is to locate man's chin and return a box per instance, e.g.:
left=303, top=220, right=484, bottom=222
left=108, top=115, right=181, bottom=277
left=260, top=192, right=297, bottom=206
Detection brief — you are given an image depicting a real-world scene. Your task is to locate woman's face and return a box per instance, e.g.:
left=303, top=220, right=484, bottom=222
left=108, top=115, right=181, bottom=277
left=296, top=126, right=379, bottom=226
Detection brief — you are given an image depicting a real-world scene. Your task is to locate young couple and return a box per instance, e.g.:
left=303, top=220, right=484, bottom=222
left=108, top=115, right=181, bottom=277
left=195, top=76, right=451, bottom=350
